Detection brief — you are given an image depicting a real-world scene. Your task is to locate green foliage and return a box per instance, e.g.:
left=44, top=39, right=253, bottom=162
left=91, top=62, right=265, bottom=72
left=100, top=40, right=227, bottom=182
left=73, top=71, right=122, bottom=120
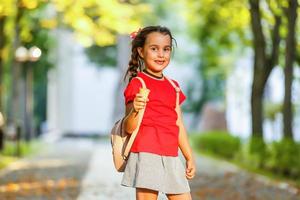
left=181, top=0, right=251, bottom=113
left=265, top=139, right=300, bottom=177
left=84, top=45, right=117, bottom=67
left=263, top=102, right=297, bottom=121
left=193, top=131, right=241, bottom=159
left=235, top=138, right=300, bottom=179
left=249, top=136, right=267, bottom=167
left=0, top=139, right=42, bottom=157
left=264, top=102, right=282, bottom=121
left=0, top=139, right=44, bottom=169
left=52, top=0, right=150, bottom=46
left=234, top=137, right=267, bottom=169
left=194, top=134, right=300, bottom=181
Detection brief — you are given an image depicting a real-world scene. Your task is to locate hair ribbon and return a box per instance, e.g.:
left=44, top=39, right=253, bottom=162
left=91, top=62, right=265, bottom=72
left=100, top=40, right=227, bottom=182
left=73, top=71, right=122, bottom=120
left=130, top=28, right=142, bottom=40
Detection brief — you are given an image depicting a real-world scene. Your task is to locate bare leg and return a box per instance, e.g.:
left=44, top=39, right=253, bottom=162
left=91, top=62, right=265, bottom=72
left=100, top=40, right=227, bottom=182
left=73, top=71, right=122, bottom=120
left=136, top=187, right=159, bottom=200
left=166, top=192, right=192, bottom=200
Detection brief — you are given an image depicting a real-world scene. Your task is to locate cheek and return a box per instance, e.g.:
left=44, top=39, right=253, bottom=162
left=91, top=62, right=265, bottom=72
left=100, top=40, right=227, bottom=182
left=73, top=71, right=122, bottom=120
left=165, top=52, right=171, bottom=60
left=146, top=51, right=156, bottom=58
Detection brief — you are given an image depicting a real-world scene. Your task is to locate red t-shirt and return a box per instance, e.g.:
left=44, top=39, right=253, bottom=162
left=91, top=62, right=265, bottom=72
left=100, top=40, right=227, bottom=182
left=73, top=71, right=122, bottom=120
left=124, top=71, right=186, bottom=156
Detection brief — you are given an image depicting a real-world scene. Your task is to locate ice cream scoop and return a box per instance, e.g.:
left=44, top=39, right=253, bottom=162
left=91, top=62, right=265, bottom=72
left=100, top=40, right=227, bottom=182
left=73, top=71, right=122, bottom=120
left=139, top=88, right=150, bottom=100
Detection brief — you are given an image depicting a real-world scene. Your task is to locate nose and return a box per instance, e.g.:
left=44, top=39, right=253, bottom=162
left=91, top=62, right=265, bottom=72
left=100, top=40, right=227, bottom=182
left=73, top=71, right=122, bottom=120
left=157, top=49, right=164, bottom=58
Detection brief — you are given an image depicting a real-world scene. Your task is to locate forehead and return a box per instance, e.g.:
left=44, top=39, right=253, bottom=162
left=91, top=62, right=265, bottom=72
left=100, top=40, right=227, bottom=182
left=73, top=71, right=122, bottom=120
left=145, top=32, right=171, bottom=46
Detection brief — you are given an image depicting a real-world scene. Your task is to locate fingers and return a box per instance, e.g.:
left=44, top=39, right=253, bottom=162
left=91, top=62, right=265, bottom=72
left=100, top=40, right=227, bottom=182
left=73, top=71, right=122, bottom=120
left=186, top=167, right=196, bottom=180
left=135, top=93, right=147, bottom=102
left=185, top=161, right=196, bottom=180
left=133, top=94, right=147, bottom=111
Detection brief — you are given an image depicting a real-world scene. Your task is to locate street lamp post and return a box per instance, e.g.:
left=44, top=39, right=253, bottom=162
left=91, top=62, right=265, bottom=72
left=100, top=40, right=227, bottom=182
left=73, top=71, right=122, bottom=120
left=15, top=46, right=41, bottom=141
left=0, top=112, right=4, bottom=150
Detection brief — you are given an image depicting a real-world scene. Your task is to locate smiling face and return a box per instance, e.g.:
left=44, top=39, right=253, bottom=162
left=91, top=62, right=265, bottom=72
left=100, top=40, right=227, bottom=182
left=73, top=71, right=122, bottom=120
left=137, top=32, right=172, bottom=76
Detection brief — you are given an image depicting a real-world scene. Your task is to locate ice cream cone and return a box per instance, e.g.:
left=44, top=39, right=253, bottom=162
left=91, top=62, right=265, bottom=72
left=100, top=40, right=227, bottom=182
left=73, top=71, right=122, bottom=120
left=139, top=88, right=150, bottom=100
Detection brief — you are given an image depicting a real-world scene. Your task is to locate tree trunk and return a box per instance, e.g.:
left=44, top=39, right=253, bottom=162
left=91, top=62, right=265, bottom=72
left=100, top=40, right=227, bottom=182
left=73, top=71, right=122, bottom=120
left=283, top=0, right=298, bottom=139
left=249, top=0, right=266, bottom=138
left=249, top=0, right=281, bottom=139
left=0, top=16, right=6, bottom=150
left=0, top=17, right=4, bottom=104
left=0, top=22, right=3, bottom=149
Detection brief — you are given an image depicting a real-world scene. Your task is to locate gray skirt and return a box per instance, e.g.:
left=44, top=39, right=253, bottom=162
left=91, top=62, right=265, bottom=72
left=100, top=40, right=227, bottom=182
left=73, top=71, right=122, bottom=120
left=121, top=152, right=190, bottom=194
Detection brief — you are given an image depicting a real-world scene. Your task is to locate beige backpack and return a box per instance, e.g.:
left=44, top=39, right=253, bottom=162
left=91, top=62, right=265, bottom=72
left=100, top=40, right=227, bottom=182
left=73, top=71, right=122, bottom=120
left=110, top=77, right=147, bottom=172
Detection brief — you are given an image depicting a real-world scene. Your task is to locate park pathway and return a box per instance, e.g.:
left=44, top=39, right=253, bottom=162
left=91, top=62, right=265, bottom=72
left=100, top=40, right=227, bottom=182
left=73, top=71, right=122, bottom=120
left=0, top=137, right=299, bottom=200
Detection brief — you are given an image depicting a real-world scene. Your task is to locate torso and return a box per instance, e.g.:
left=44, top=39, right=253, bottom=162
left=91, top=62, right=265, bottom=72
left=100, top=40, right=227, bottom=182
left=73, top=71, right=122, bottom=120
left=124, top=71, right=185, bottom=156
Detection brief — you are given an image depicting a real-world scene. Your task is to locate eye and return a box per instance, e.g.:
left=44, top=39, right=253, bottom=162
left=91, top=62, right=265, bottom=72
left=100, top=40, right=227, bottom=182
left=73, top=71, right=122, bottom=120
left=164, top=47, right=171, bottom=52
left=151, top=47, right=157, bottom=51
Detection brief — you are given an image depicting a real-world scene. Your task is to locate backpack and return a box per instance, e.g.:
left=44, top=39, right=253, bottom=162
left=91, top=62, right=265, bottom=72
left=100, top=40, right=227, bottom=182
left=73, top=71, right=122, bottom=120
left=110, top=77, right=148, bottom=172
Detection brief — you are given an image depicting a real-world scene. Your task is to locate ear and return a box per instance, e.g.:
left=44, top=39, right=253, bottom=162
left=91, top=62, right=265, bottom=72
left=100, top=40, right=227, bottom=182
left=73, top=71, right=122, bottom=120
left=137, top=47, right=144, bottom=59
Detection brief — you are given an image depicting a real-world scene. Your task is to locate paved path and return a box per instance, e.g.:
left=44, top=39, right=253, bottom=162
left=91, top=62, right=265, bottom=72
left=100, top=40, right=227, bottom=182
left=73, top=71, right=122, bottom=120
left=0, top=138, right=299, bottom=200
left=190, top=154, right=300, bottom=200
left=0, top=138, right=95, bottom=200
left=77, top=139, right=135, bottom=199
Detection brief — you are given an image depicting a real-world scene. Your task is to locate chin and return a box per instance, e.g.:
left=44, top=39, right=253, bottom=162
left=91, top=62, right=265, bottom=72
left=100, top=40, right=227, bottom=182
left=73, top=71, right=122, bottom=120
left=151, top=67, right=166, bottom=72
left=150, top=64, right=168, bottom=72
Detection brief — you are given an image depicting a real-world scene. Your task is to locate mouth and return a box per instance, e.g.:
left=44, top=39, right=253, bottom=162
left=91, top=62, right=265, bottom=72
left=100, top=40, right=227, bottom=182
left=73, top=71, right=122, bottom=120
left=154, top=60, right=165, bottom=65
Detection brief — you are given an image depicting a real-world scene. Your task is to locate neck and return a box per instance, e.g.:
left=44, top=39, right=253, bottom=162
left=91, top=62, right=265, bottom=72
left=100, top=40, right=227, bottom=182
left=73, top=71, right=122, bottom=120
left=144, top=68, right=163, bottom=78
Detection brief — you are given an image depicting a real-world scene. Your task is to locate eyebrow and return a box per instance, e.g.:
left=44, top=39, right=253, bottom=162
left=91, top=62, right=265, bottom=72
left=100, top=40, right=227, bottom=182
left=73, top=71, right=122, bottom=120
left=149, top=44, right=172, bottom=48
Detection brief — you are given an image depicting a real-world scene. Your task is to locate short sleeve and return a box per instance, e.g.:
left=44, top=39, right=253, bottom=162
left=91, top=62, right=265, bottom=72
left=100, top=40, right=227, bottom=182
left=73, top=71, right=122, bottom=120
left=173, top=80, right=186, bottom=105
left=124, top=78, right=143, bottom=105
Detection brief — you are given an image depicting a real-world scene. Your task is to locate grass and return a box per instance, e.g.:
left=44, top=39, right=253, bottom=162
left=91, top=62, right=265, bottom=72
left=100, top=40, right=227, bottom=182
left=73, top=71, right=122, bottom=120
left=189, top=133, right=300, bottom=188
left=0, top=155, right=18, bottom=169
left=0, top=139, right=46, bottom=170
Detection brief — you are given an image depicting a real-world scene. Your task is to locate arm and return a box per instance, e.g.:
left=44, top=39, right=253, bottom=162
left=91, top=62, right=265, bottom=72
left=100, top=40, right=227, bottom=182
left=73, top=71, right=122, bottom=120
left=124, top=93, right=147, bottom=134
left=177, top=106, right=196, bottom=179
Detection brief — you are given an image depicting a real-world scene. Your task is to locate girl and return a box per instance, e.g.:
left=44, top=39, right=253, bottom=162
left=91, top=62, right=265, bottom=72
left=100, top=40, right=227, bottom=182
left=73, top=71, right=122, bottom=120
left=121, top=26, right=196, bottom=200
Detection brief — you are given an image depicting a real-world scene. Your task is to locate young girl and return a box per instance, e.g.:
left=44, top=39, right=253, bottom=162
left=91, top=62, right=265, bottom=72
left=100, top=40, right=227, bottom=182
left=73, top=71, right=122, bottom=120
left=121, top=26, right=196, bottom=200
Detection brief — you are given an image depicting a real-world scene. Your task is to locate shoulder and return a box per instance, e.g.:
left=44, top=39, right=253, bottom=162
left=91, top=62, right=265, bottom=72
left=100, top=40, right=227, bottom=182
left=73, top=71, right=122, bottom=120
left=127, top=75, right=143, bottom=87
left=165, top=76, right=181, bottom=88
left=171, top=79, right=180, bottom=87
left=124, top=76, right=143, bottom=98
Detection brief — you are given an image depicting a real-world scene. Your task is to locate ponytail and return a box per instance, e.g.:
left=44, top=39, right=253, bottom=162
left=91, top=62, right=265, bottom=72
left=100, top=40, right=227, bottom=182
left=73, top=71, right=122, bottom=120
left=124, top=47, right=143, bottom=82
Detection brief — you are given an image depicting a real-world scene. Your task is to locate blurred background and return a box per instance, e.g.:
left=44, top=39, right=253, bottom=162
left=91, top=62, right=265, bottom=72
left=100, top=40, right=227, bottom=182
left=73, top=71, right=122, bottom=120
left=0, top=0, right=300, bottom=199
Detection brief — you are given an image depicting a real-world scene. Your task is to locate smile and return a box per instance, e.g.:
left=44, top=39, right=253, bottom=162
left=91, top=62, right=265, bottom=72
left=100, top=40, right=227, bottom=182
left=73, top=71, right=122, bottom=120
left=155, top=60, right=165, bottom=65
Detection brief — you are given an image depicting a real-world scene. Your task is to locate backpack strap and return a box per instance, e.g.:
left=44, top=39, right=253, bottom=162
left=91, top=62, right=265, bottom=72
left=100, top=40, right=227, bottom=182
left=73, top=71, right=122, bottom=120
left=135, top=77, right=146, bottom=89
left=123, top=76, right=147, bottom=159
left=165, top=77, right=181, bottom=126
left=165, top=77, right=180, bottom=109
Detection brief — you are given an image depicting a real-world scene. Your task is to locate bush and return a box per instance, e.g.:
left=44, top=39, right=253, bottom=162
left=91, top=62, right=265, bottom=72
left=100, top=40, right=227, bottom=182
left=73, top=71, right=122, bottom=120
left=0, top=140, right=43, bottom=157
left=265, top=139, right=300, bottom=178
left=0, top=140, right=45, bottom=170
left=233, top=137, right=267, bottom=169
left=249, top=136, right=267, bottom=168
left=193, top=131, right=241, bottom=159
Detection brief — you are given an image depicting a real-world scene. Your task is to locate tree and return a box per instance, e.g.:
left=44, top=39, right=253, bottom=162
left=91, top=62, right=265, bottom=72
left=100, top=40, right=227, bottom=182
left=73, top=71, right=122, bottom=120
left=282, top=0, right=298, bottom=139
left=51, top=0, right=149, bottom=46
left=185, top=0, right=300, bottom=145
left=184, top=0, right=250, bottom=114
left=0, top=0, right=16, bottom=148
left=0, top=17, right=5, bottom=110
left=249, top=0, right=281, bottom=139
left=0, top=16, right=5, bottom=149
left=0, top=0, right=150, bottom=141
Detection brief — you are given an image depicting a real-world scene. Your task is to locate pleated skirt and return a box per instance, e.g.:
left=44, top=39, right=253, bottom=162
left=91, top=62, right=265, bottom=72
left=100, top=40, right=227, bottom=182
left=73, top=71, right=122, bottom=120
left=121, top=152, right=190, bottom=194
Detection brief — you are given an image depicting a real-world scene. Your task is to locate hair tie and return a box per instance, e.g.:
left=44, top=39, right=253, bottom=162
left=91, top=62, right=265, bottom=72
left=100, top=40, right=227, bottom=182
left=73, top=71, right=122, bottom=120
left=130, top=28, right=142, bottom=40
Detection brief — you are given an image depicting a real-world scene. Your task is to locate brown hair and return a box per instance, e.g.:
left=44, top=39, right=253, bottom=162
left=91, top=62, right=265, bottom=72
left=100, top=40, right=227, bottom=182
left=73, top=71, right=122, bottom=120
left=124, top=25, right=176, bottom=82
